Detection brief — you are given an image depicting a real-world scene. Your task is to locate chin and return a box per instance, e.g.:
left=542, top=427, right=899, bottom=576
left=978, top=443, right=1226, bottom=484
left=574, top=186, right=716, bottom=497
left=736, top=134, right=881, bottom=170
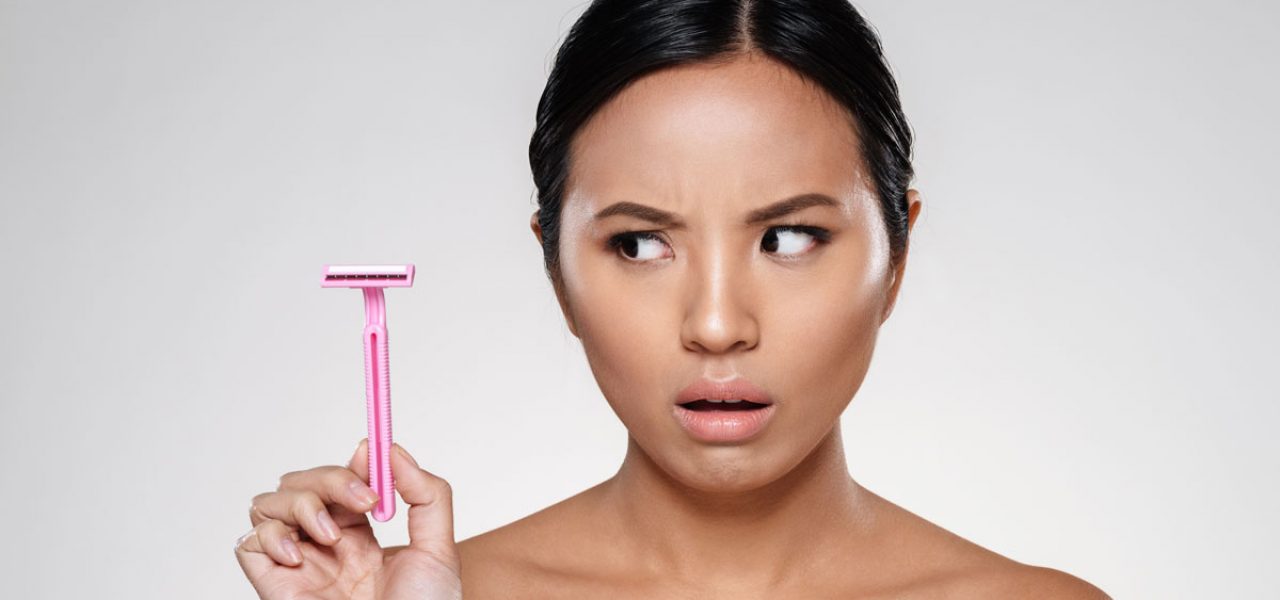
left=660, top=436, right=793, bottom=495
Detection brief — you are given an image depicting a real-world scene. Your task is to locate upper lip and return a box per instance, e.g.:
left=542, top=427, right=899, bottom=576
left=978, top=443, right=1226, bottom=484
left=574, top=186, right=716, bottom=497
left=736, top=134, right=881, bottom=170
left=676, top=376, right=773, bottom=405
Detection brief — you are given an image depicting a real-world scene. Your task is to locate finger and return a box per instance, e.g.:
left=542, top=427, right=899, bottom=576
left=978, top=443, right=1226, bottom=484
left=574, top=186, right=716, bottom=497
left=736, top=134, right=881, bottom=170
left=249, top=489, right=347, bottom=546
left=235, top=519, right=303, bottom=568
left=233, top=526, right=275, bottom=582
left=341, top=437, right=385, bottom=519
left=269, top=454, right=382, bottom=518
left=339, top=437, right=381, bottom=528
left=390, top=443, right=458, bottom=562
left=254, top=484, right=370, bottom=539
left=347, top=437, right=370, bottom=482
left=250, top=493, right=372, bottom=535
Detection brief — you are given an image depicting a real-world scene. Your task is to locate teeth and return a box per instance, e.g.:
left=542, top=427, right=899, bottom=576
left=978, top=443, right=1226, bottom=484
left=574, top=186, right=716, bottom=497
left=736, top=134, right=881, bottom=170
left=703, top=398, right=743, bottom=403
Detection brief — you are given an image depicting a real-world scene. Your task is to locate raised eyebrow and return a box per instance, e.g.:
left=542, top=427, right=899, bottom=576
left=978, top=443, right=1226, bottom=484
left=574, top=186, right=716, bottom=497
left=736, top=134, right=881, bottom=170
left=591, top=193, right=842, bottom=228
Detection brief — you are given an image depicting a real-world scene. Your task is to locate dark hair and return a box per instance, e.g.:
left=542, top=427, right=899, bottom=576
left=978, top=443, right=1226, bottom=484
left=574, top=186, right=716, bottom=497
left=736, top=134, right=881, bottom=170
left=529, top=0, right=914, bottom=293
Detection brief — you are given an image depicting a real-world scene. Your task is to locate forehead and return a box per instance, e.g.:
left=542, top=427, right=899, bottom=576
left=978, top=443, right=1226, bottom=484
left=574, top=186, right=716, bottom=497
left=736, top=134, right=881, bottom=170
left=565, top=53, right=869, bottom=218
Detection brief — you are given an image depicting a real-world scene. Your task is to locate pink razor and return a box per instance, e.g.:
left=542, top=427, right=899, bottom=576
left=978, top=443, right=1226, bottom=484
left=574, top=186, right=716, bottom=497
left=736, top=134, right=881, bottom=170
left=321, top=264, right=415, bottom=522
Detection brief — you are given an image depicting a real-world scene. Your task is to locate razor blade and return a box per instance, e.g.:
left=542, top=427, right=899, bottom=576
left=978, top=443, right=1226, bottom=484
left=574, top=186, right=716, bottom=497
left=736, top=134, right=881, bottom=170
left=321, top=264, right=415, bottom=288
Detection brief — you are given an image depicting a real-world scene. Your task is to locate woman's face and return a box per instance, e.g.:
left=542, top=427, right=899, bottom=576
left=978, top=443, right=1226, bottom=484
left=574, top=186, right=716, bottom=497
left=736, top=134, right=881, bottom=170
left=535, top=53, right=917, bottom=493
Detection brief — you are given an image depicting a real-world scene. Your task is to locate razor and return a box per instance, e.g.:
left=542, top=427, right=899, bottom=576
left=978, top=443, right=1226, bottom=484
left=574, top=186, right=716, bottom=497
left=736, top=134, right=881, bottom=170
left=321, top=264, right=415, bottom=522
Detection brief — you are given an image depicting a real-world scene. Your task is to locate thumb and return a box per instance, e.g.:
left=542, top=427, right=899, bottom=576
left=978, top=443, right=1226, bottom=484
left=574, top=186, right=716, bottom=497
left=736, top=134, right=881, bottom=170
left=390, top=443, right=459, bottom=562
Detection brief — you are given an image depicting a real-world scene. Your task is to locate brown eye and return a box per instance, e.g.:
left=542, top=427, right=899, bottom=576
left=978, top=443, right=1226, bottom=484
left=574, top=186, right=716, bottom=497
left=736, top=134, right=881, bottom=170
left=761, top=226, right=831, bottom=258
left=606, top=226, right=831, bottom=264
left=608, top=232, right=671, bottom=262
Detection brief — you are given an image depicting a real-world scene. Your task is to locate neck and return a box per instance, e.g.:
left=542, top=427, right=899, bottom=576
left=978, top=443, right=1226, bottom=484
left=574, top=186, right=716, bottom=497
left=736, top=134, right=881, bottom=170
left=600, top=422, right=870, bottom=589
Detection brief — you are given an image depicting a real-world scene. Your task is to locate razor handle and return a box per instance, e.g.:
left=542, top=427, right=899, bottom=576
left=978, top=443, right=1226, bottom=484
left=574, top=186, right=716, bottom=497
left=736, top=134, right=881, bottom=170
left=362, top=289, right=395, bottom=522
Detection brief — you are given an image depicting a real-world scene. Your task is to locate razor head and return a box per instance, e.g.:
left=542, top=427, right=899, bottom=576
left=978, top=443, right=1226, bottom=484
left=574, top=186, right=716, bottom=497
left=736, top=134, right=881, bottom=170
left=321, top=264, right=415, bottom=288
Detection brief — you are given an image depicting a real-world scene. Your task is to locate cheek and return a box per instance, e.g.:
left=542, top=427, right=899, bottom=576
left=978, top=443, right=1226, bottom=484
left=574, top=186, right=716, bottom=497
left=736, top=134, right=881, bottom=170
left=559, top=227, right=888, bottom=439
left=777, top=291, right=880, bottom=390
left=766, top=254, right=887, bottom=414
left=561, top=249, right=674, bottom=413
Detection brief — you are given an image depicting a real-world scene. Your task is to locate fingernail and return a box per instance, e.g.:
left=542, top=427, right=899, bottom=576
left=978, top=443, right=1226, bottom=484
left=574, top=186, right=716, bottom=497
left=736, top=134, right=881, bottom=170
left=349, top=479, right=379, bottom=506
left=316, top=509, right=340, bottom=541
left=280, top=536, right=302, bottom=563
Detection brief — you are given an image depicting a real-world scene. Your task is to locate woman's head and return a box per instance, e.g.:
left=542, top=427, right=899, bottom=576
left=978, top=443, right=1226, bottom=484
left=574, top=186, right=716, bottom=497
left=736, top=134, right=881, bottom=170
left=528, top=0, right=922, bottom=492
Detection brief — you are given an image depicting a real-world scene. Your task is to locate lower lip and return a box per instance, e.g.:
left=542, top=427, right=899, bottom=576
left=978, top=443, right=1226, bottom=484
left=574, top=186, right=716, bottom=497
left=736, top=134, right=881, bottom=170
left=672, top=403, right=776, bottom=443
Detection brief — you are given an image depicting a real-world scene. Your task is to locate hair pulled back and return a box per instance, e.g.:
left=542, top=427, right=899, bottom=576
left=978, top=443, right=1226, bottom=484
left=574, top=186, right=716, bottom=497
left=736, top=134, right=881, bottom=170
left=529, top=0, right=914, bottom=291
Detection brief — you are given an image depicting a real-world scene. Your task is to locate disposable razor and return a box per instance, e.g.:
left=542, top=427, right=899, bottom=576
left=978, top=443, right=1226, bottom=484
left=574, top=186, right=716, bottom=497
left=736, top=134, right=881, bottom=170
left=321, top=264, right=415, bottom=522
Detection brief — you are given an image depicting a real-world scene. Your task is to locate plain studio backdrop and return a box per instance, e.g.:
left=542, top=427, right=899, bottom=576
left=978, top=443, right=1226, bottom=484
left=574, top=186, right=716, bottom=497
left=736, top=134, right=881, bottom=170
left=1, top=0, right=1275, bottom=597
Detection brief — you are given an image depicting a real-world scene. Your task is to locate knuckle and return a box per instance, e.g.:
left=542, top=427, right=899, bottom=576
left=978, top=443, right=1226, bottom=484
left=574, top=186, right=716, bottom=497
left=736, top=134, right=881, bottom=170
left=411, top=465, right=451, bottom=492
left=248, top=493, right=271, bottom=521
left=276, top=471, right=298, bottom=489
left=323, top=465, right=357, bottom=488
left=255, top=518, right=283, bottom=541
left=294, top=490, right=323, bottom=514
left=318, top=465, right=347, bottom=477
left=269, top=519, right=297, bottom=540
left=329, top=473, right=361, bottom=500
left=431, top=476, right=453, bottom=495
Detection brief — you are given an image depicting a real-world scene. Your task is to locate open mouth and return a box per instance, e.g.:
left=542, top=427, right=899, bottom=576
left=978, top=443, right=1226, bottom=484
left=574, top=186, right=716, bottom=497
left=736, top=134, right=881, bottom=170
left=677, top=399, right=771, bottom=411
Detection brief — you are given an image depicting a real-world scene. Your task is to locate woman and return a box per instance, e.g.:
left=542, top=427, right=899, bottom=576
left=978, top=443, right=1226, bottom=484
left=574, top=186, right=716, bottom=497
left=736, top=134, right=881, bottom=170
left=235, top=1, right=1110, bottom=597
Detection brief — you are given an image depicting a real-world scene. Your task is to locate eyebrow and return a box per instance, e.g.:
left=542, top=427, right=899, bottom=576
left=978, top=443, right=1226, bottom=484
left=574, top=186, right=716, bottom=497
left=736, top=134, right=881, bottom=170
left=592, top=193, right=842, bottom=228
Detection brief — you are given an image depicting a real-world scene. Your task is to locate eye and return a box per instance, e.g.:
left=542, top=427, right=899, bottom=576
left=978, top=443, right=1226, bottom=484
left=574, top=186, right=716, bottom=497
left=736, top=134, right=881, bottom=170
left=607, top=231, right=672, bottom=262
left=606, top=225, right=831, bottom=264
left=762, top=225, right=831, bottom=259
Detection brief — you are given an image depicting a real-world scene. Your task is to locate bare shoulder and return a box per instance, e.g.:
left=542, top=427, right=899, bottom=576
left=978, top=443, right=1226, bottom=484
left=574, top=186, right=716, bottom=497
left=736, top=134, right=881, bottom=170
left=944, top=563, right=1111, bottom=599
left=454, top=483, right=608, bottom=599
left=454, top=513, right=555, bottom=598
left=452, top=482, right=1110, bottom=599
left=857, top=489, right=1110, bottom=599
left=454, top=528, right=523, bottom=596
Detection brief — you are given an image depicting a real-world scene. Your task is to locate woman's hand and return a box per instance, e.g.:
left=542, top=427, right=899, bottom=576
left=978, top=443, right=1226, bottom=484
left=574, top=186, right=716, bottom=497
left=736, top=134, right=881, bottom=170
left=234, top=439, right=462, bottom=599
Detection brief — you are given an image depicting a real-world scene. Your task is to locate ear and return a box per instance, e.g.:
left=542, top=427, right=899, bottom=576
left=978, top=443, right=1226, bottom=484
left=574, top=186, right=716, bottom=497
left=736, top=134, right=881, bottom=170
left=530, top=210, right=580, bottom=338
left=881, top=189, right=923, bottom=324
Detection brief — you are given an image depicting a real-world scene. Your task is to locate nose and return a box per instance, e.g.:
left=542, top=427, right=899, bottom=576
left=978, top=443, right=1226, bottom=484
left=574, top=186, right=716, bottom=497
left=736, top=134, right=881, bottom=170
left=679, top=245, right=760, bottom=355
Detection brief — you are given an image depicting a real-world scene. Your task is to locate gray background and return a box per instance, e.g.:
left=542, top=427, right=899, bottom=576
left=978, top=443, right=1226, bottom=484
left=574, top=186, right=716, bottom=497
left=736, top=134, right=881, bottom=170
left=1, top=0, right=1276, bottom=597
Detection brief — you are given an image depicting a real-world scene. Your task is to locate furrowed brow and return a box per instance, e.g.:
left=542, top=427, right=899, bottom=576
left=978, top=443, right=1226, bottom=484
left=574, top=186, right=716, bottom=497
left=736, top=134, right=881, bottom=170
left=591, top=193, right=842, bottom=228
left=743, top=193, right=842, bottom=225
left=592, top=201, right=686, bottom=228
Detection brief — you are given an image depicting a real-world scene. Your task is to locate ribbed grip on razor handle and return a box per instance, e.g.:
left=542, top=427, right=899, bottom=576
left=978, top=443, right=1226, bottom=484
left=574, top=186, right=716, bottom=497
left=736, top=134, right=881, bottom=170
left=363, top=322, right=395, bottom=522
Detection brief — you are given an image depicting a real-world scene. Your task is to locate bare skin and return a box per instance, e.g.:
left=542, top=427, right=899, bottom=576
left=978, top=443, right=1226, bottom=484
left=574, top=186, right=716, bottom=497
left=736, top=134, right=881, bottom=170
left=236, top=439, right=462, bottom=599
left=235, top=51, right=1110, bottom=598
left=447, top=52, right=1110, bottom=598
